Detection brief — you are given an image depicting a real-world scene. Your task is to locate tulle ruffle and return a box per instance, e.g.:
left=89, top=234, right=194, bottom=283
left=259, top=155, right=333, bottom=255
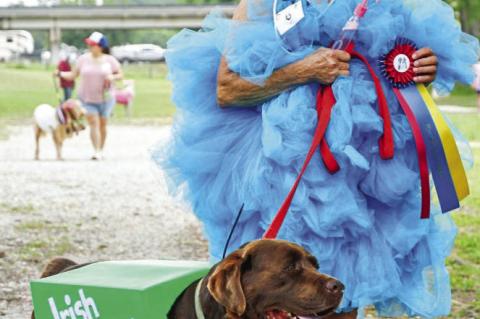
left=153, top=0, right=479, bottom=317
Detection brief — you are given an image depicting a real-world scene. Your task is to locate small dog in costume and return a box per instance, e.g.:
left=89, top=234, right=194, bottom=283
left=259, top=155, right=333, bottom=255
left=33, top=99, right=86, bottom=160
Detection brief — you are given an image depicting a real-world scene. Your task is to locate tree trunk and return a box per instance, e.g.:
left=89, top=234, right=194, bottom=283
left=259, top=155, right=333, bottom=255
left=459, top=7, right=472, bottom=35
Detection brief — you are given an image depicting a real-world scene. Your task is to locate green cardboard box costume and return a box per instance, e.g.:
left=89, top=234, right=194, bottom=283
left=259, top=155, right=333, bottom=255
left=30, top=260, right=210, bottom=319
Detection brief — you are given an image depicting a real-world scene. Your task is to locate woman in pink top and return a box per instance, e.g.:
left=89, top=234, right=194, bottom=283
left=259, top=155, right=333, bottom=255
left=58, top=32, right=123, bottom=160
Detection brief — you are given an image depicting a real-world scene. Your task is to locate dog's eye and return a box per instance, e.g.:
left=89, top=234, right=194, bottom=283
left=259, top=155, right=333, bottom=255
left=307, top=256, right=319, bottom=269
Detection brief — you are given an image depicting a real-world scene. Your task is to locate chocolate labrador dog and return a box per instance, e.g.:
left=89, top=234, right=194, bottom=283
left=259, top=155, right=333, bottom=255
left=33, top=239, right=350, bottom=319
left=169, top=239, right=347, bottom=319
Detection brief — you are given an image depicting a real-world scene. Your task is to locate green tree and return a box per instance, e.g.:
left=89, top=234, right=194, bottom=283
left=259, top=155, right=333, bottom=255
left=61, top=29, right=179, bottom=49
left=446, top=0, right=480, bottom=37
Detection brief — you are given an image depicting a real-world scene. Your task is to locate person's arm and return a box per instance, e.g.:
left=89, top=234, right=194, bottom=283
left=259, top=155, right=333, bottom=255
left=106, top=56, right=124, bottom=82
left=216, top=0, right=350, bottom=108
left=59, top=68, right=79, bottom=81
left=107, top=70, right=123, bottom=82
left=56, top=66, right=79, bottom=81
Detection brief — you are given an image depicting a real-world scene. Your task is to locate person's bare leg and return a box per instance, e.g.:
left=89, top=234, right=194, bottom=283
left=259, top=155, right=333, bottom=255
left=99, top=117, right=108, bottom=152
left=86, top=114, right=101, bottom=159
left=34, top=125, right=41, bottom=160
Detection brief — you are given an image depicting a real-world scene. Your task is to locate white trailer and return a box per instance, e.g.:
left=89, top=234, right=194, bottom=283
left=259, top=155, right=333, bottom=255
left=0, top=30, right=34, bottom=61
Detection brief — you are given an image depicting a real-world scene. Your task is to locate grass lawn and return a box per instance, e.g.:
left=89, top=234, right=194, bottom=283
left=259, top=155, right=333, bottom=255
left=0, top=63, right=479, bottom=317
left=448, top=147, right=480, bottom=318
left=446, top=113, right=480, bottom=141
left=0, top=62, right=175, bottom=121
left=436, top=84, right=478, bottom=107
left=0, top=62, right=477, bottom=120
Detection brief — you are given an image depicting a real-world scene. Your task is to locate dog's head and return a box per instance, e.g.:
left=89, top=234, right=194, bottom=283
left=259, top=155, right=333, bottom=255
left=63, top=99, right=87, bottom=122
left=207, top=239, right=343, bottom=319
left=63, top=99, right=86, bottom=134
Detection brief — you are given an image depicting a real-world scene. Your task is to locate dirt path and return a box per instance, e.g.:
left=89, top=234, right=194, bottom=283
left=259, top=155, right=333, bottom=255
left=0, top=125, right=208, bottom=318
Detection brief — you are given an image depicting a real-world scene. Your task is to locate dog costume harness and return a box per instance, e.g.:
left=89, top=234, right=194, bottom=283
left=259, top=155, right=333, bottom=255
left=34, top=100, right=83, bottom=133
left=34, top=104, right=61, bottom=132
left=56, top=106, right=68, bottom=125
left=194, top=277, right=206, bottom=319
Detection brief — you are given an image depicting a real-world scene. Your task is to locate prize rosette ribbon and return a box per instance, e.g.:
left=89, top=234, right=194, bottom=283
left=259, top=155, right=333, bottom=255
left=379, top=38, right=470, bottom=219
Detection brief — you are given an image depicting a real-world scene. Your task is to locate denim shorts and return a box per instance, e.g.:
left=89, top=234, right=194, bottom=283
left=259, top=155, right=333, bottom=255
left=82, top=99, right=115, bottom=118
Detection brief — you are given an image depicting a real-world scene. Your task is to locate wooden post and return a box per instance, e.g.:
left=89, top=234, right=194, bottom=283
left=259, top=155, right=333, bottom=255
left=49, top=23, right=61, bottom=64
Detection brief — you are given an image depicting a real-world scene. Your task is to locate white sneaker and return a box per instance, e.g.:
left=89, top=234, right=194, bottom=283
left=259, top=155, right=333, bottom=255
left=91, top=151, right=101, bottom=161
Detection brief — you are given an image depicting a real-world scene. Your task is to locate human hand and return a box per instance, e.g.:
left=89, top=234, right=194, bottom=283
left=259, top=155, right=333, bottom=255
left=412, top=48, right=437, bottom=84
left=303, top=48, right=351, bottom=84
left=106, top=73, right=115, bottom=82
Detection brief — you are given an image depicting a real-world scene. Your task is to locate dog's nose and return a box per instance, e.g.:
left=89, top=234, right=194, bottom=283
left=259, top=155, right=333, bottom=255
left=326, top=279, right=344, bottom=294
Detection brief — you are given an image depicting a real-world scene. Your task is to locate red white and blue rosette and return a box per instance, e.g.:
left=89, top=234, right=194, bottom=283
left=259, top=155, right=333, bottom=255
left=379, top=38, right=417, bottom=88
left=379, top=38, right=469, bottom=219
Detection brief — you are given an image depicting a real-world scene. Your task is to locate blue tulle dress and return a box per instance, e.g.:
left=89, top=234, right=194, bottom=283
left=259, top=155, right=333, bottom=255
left=153, top=0, right=479, bottom=317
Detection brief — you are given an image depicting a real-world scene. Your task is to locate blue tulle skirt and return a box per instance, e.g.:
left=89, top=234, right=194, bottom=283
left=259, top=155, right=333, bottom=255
left=153, top=0, right=479, bottom=317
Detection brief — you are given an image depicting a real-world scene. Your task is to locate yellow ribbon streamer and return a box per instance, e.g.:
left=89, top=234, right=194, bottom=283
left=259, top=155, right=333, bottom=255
left=417, top=84, right=470, bottom=200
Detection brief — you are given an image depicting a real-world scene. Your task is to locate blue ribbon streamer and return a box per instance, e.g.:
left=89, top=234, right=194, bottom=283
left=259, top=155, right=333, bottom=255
left=400, top=86, right=460, bottom=212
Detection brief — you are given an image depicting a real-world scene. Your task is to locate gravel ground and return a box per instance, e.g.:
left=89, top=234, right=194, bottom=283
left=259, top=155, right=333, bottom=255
left=0, top=124, right=208, bottom=318
left=0, top=124, right=456, bottom=319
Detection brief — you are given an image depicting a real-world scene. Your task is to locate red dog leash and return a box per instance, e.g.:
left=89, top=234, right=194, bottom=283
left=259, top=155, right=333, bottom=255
left=264, top=46, right=399, bottom=239
left=317, top=46, right=395, bottom=174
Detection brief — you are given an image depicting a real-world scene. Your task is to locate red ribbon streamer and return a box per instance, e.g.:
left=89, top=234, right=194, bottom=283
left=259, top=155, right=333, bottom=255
left=393, top=88, right=431, bottom=219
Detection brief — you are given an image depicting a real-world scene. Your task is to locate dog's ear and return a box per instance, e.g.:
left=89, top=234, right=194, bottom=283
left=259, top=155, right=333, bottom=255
left=207, top=252, right=246, bottom=317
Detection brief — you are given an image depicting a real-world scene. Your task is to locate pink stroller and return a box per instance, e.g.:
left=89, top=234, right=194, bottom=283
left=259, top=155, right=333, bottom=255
left=113, top=80, right=135, bottom=117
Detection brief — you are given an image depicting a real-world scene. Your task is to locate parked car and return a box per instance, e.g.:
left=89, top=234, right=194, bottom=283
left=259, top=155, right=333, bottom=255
left=111, top=44, right=165, bottom=63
